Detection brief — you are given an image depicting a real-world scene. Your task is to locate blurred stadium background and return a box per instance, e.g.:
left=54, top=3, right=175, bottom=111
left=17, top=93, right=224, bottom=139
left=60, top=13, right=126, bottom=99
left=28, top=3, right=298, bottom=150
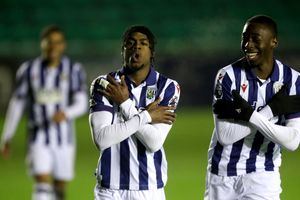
left=1, top=0, right=300, bottom=199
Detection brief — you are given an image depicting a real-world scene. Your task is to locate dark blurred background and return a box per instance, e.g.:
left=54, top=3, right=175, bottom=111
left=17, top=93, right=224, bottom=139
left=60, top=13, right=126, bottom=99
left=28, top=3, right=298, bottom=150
left=1, top=0, right=300, bottom=111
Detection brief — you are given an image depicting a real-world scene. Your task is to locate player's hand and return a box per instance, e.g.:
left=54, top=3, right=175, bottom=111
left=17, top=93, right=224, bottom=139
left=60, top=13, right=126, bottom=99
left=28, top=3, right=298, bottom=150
left=146, top=98, right=176, bottom=125
left=0, top=142, right=11, bottom=159
left=268, top=85, right=300, bottom=115
left=102, top=75, right=129, bottom=105
left=214, top=90, right=254, bottom=121
left=53, top=111, right=66, bottom=123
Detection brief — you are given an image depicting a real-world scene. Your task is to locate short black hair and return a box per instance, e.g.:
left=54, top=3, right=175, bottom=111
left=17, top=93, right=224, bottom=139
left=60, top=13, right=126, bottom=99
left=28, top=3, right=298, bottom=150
left=40, top=25, right=64, bottom=40
left=122, top=25, right=156, bottom=53
left=246, top=15, right=278, bottom=37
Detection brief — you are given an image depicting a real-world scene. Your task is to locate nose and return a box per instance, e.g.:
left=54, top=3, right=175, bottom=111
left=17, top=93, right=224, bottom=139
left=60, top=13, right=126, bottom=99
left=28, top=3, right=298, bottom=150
left=244, top=39, right=254, bottom=49
left=133, top=42, right=141, bottom=50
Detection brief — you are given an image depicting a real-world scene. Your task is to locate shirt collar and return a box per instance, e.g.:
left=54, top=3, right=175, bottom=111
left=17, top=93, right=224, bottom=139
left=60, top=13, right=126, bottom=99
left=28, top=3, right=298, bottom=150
left=119, top=66, right=157, bottom=86
left=244, top=58, right=279, bottom=81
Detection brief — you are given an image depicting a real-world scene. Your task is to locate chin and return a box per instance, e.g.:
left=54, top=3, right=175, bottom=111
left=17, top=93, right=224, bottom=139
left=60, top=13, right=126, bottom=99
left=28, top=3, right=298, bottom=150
left=127, top=64, right=144, bottom=72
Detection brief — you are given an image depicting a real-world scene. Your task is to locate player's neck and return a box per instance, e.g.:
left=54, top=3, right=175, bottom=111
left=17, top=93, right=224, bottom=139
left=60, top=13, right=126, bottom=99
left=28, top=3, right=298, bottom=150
left=43, top=58, right=61, bottom=68
left=254, top=62, right=274, bottom=80
left=127, top=66, right=150, bottom=86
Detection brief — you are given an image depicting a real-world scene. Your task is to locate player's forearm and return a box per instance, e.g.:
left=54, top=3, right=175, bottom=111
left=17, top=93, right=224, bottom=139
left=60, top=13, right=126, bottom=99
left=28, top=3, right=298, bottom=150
left=89, top=111, right=151, bottom=151
left=120, top=99, right=173, bottom=152
left=135, top=123, right=172, bottom=153
left=249, top=111, right=300, bottom=151
left=1, top=97, right=25, bottom=145
left=215, top=106, right=274, bottom=146
left=65, top=92, right=88, bottom=119
left=215, top=115, right=253, bottom=145
left=119, top=98, right=139, bottom=120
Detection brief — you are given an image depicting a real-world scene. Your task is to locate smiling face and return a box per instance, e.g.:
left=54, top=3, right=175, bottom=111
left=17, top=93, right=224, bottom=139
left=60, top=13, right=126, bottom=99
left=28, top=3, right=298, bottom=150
left=122, top=32, right=152, bottom=72
left=241, top=22, right=277, bottom=67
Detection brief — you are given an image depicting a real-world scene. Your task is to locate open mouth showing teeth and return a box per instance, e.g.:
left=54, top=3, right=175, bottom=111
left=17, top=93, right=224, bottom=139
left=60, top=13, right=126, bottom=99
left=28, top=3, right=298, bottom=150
left=246, top=52, right=258, bottom=59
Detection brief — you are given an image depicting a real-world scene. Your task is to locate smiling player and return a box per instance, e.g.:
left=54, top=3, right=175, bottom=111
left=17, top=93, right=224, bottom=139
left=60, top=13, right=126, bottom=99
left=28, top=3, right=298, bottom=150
left=205, top=15, right=300, bottom=200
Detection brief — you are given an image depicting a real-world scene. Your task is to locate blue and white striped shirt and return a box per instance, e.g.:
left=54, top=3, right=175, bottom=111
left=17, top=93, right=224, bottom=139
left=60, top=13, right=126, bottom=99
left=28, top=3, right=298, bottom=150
left=2, top=56, right=87, bottom=147
left=89, top=67, right=180, bottom=190
left=208, top=58, right=300, bottom=176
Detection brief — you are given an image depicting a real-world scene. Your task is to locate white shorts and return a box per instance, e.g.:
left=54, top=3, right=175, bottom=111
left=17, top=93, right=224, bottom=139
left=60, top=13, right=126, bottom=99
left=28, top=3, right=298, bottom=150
left=94, top=184, right=165, bottom=200
left=27, top=141, right=75, bottom=181
left=204, top=171, right=282, bottom=200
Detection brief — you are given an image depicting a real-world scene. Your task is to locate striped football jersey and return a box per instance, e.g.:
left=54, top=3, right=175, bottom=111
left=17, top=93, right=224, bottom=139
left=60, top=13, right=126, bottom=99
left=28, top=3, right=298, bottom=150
left=14, top=56, right=86, bottom=146
left=208, top=58, right=300, bottom=176
left=90, top=67, right=180, bottom=190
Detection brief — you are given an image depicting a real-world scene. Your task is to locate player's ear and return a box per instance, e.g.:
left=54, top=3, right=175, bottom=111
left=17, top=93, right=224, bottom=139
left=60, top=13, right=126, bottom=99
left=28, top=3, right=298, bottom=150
left=151, top=51, right=155, bottom=62
left=271, top=37, right=278, bottom=48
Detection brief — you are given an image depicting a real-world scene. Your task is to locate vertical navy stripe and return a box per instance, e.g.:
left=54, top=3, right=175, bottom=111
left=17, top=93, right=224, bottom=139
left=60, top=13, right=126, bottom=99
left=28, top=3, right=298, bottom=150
left=119, top=139, right=130, bottom=189
left=100, top=148, right=111, bottom=188
left=156, top=74, right=168, bottom=98
left=283, top=65, right=292, bottom=85
left=286, top=76, right=300, bottom=119
left=67, top=60, right=74, bottom=144
left=227, top=66, right=244, bottom=176
left=211, top=142, right=223, bottom=175
left=227, top=139, right=244, bottom=176
left=55, top=63, right=63, bottom=145
left=270, top=62, right=280, bottom=81
left=154, top=150, right=163, bottom=188
left=40, top=62, right=50, bottom=145
left=232, top=65, right=241, bottom=93
left=68, top=60, right=74, bottom=106
left=221, top=73, right=232, bottom=101
left=160, top=82, right=175, bottom=106
left=265, top=142, right=275, bottom=171
left=246, top=131, right=264, bottom=173
left=137, top=140, right=149, bottom=190
left=263, top=80, right=275, bottom=169
left=26, top=62, right=37, bottom=143
left=265, top=82, right=274, bottom=103
left=246, top=79, right=261, bottom=173
left=139, top=86, right=147, bottom=108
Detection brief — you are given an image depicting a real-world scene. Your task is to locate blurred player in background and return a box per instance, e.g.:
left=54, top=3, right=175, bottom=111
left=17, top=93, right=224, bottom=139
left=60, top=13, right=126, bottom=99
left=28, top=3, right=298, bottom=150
left=89, top=25, right=180, bottom=200
left=205, top=15, right=300, bottom=199
left=0, top=25, right=88, bottom=200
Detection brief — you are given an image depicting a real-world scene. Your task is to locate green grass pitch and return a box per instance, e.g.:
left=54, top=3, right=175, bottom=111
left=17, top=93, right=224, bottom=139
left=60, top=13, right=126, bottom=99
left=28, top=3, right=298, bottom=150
left=0, top=108, right=300, bottom=199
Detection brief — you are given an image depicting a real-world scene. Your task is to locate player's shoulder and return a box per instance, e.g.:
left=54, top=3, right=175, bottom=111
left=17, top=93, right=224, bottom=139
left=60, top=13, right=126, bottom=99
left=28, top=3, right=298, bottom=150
left=16, top=57, right=39, bottom=77
left=276, top=59, right=300, bottom=76
left=62, top=56, right=83, bottom=70
left=90, top=71, right=118, bottom=92
left=155, top=70, right=179, bottom=86
left=216, top=58, right=247, bottom=81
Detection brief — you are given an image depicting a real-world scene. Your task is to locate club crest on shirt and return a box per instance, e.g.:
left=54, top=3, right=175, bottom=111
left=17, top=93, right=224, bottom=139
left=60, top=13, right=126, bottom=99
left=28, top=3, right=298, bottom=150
left=273, top=81, right=284, bottom=94
left=146, top=87, right=156, bottom=100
